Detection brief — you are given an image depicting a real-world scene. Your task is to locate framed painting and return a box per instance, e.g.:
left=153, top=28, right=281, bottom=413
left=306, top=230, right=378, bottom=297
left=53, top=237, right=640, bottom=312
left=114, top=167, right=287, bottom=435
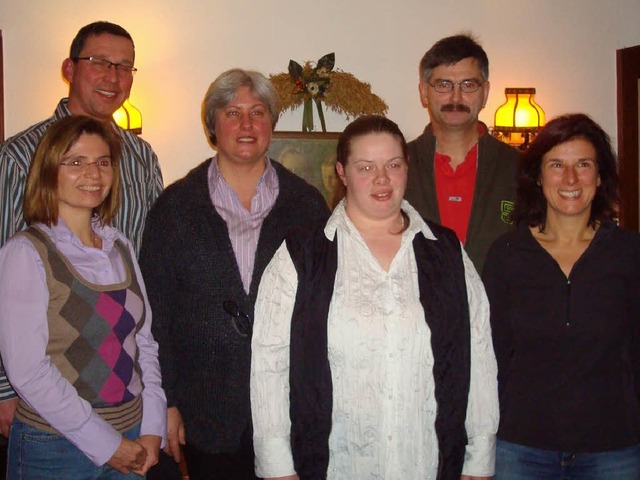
left=268, top=131, right=340, bottom=206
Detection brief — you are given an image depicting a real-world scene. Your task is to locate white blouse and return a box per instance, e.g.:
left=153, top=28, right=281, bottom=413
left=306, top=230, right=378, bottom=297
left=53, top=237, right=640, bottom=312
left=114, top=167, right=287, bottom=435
left=251, top=201, right=498, bottom=479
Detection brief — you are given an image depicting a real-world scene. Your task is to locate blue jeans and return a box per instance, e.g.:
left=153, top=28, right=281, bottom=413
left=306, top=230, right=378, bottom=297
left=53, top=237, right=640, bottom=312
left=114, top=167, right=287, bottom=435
left=7, top=419, right=145, bottom=479
left=495, top=438, right=640, bottom=480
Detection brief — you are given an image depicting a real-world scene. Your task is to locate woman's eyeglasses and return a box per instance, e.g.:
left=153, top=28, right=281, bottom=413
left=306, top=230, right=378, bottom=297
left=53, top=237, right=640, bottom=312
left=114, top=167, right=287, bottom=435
left=60, top=157, right=113, bottom=171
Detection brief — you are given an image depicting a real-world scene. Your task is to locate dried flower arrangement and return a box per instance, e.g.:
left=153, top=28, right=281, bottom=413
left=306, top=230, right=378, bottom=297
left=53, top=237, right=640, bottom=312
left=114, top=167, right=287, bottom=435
left=270, top=53, right=388, bottom=132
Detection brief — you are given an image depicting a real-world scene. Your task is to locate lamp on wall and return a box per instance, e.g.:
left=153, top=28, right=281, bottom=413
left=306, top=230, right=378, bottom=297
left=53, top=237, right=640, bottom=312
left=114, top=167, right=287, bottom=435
left=493, top=88, right=545, bottom=149
left=113, top=99, right=142, bottom=135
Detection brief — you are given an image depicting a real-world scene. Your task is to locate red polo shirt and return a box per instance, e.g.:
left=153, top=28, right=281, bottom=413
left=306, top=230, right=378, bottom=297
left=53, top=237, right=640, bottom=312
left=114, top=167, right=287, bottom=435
left=434, top=143, right=478, bottom=244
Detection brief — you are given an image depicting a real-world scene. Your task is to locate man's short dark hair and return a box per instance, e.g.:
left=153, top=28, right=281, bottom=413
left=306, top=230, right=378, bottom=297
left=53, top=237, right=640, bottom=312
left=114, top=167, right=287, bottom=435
left=419, top=33, right=488, bottom=83
left=69, top=21, right=134, bottom=60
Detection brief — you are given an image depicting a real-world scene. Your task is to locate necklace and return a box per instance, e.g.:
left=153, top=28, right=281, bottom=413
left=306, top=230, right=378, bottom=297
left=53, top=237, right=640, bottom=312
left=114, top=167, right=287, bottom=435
left=90, top=229, right=100, bottom=249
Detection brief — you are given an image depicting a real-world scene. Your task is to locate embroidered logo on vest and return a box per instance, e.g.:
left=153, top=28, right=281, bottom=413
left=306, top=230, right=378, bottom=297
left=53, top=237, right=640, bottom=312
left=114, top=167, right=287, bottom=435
left=501, top=200, right=515, bottom=224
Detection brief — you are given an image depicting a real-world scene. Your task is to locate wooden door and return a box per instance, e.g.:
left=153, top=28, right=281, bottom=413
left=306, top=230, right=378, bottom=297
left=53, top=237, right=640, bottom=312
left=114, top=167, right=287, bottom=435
left=617, top=45, right=640, bottom=230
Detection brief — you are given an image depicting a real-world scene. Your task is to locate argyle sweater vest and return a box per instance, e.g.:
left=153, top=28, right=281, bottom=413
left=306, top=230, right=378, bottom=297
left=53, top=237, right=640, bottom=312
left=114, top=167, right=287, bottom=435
left=15, top=226, right=144, bottom=433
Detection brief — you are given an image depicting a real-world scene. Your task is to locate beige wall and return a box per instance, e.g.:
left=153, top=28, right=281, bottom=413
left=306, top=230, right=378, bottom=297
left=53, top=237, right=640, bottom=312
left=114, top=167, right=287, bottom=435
left=1, top=0, right=639, bottom=185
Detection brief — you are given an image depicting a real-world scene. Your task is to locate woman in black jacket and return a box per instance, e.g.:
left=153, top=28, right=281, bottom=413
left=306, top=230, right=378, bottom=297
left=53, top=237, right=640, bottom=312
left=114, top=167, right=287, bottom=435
left=483, top=113, right=640, bottom=479
left=139, top=68, right=328, bottom=480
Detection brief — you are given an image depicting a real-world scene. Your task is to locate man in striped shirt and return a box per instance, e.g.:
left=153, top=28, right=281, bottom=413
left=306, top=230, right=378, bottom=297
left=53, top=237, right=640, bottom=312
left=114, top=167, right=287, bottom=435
left=0, top=21, right=163, bottom=439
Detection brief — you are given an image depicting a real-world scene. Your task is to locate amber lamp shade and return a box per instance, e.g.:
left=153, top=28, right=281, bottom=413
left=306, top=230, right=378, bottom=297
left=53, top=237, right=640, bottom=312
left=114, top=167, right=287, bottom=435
left=113, top=99, right=142, bottom=135
left=493, top=88, right=545, bottom=149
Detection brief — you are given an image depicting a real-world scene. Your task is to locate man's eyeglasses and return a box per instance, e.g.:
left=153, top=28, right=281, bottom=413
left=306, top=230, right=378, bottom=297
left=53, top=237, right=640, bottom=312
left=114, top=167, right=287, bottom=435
left=60, top=157, right=113, bottom=171
left=223, top=301, right=252, bottom=337
left=76, top=56, right=138, bottom=75
left=428, top=80, right=483, bottom=94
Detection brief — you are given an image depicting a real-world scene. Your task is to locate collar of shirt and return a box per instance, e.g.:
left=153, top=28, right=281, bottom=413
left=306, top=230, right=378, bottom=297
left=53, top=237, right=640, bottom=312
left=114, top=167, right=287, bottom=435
left=325, top=199, right=437, bottom=243
left=434, top=142, right=479, bottom=178
left=41, top=216, right=120, bottom=253
left=57, top=98, right=133, bottom=136
left=55, top=98, right=73, bottom=119
left=30, top=218, right=131, bottom=285
left=431, top=123, right=484, bottom=178
left=208, top=154, right=279, bottom=205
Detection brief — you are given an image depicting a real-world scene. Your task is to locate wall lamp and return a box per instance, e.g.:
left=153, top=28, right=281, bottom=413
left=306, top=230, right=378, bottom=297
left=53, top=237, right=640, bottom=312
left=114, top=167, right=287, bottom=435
left=493, top=88, right=545, bottom=150
left=113, top=99, right=142, bottom=135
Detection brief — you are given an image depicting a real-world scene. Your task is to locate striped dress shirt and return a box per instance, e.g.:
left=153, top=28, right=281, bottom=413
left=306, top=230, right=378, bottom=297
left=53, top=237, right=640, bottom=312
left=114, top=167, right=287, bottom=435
left=208, top=156, right=279, bottom=293
left=0, top=97, right=164, bottom=400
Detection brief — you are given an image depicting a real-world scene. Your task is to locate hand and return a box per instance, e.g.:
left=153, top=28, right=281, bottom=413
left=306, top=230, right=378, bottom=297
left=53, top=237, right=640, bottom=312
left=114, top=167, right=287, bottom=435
left=133, top=435, right=162, bottom=475
left=461, top=475, right=492, bottom=480
left=164, top=406, right=186, bottom=462
left=0, top=397, right=18, bottom=437
left=107, top=437, right=147, bottom=474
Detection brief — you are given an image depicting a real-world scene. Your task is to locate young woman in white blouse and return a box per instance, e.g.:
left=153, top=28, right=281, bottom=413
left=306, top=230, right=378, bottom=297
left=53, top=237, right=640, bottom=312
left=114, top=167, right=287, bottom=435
left=250, top=115, right=498, bottom=480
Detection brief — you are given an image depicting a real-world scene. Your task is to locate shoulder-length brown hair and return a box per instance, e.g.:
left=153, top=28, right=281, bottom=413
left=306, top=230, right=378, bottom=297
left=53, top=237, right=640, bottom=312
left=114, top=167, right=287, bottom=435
left=23, top=115, right=121, bottom=226
left=513, top=113, right=619, bottom=230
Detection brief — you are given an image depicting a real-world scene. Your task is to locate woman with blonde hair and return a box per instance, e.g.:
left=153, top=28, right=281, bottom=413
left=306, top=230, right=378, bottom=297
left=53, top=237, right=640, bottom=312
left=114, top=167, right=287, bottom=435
left=0, top=115, right=166, bottom=479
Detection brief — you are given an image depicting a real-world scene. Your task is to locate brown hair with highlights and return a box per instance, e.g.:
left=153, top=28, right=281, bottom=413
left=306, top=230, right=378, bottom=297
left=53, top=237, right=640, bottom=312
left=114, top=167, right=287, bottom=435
left=24, top=115, right=121, bottom=227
